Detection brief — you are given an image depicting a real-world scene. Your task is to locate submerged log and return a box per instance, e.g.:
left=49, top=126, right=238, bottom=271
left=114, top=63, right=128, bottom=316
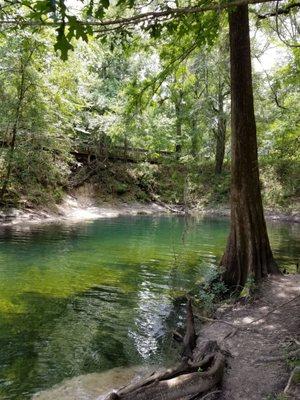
left=105, top=300, right=225, bottom=400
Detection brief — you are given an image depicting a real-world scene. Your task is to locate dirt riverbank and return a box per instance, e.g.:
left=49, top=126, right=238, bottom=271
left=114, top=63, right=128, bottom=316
left=32, top=275, right=300, bottom=400
left=196, top=274, right=300, bottom=400
left=0, top=196, right=170, bottom=226
left=0, top=196, right=299, bottom=227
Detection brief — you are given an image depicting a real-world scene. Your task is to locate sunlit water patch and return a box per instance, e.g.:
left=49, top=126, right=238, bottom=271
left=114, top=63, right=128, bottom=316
left=0, top=215, right=299, bottom=399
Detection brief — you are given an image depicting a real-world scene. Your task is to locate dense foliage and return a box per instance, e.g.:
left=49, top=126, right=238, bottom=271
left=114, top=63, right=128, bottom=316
left=0, top=1, right=299, bottom=210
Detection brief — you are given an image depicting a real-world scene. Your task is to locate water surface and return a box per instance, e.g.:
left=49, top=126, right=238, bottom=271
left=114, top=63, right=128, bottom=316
left=0, top=215, right=299, bottom=399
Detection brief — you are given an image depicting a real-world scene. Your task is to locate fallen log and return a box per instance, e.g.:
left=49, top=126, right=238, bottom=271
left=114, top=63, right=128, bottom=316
left=105, top=300, right=225, bottom=400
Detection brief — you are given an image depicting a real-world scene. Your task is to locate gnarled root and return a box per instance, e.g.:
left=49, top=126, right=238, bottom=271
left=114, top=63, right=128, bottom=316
left=105, top=345, right=224, bottom=400
left=105, top=300, right=225, bottom=400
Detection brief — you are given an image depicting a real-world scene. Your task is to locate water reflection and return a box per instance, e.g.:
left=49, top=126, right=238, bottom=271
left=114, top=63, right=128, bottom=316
left=129, top=266, right=172, bottom=359
left=0, top=215, right=299, bottom=399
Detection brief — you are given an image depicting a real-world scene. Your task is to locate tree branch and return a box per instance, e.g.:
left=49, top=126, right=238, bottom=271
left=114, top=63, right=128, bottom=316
left=256, top=1, right=300, bottom=19
left=274, top=0, right=300, bottom=47
left=0, top=0, right=283, bottom=29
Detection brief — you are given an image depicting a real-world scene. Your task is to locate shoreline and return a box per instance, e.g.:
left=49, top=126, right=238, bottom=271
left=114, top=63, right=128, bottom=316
left=0, top=196, right=299, bottom=227
left=32, top=275, right=300, bottom=400
left=0, top=197, right=169, bottom=227
left=191, top=206, right=300, bottom=223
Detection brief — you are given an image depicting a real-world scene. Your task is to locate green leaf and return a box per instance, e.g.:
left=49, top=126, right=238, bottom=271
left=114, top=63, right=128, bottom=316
left=34, top=0, right=51, bottom=12
left=54, top=25, right=74, bottom=60
left=86, top=0, right=94, bottom=16
left=67, top=16, right=89, bottom=42
left=149, top=24, right=162, bottom=39
left=27, top=0, right=52, bottom=19
left=101, top=0, right=110, bottom=9
left=95, top=5, right=105, bottom=18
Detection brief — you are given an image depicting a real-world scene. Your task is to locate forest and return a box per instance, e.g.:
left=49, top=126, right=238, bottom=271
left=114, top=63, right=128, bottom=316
left=0, top=0, right=299, bottom=212
left=0, top=1, right=299, bottom=400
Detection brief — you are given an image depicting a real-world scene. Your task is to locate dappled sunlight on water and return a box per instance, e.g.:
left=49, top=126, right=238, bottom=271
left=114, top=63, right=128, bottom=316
left=0, top=215, right=298, bottom=399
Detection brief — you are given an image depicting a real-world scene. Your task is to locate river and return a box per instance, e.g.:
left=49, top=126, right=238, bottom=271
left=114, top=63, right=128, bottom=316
left=0, top=215, right=299, bottom=399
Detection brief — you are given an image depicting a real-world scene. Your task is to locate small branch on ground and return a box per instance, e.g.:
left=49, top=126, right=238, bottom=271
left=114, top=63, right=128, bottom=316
left=173, top=329, right=184, bottom=342
left=223, top=294, right=300, bottom=339
left=255, top=348, right=300, bottom=363
left=195, top=314, right=259, bottom=339
left=248, top=294, right=300, bottom=326
left=195, top=314, right=243, bottom=329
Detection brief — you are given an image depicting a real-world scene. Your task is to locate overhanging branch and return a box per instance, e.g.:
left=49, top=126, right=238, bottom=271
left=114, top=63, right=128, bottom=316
left=256, top=1, right=300, bottom=19
left=0, top=0, right=284, bottom=28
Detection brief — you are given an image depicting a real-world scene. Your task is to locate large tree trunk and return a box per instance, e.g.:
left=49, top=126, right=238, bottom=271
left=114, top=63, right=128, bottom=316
left=214, top=116, right=226, bottom=175
left=214, top=82, right=227, bottom=175
left=221, top=4, right=279, bottom=290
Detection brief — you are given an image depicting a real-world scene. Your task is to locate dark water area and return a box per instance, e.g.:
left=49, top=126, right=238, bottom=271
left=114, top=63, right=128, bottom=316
left=0, top=215, right=299, bottom=399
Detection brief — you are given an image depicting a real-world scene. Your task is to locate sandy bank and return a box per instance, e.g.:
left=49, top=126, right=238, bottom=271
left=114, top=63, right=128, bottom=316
left=0, top=196, right=170, bottom=227
left=32, top=365, right=157, bottom=400
left=0, top=196, right=299, bottom=227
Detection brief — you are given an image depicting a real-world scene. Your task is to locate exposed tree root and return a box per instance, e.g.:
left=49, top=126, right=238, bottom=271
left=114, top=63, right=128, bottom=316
left=194, top=313, right=259, bottom=341
left=104, top=301, right=225, bottom=400
left=182, top=299, right=197, bottom=359
left=199, top=390, right=222, bottom=399
left=284, top=366, right=300, bottom=395
left=195, top=314, right=258, bottom=332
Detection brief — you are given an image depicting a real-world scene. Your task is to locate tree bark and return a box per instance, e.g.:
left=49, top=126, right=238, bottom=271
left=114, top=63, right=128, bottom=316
left=175, top=90, right=184, bottom=158
left=104, top=301, right=225, bottom=400
left=214, top=82, right=227, bottom=175
left=0, top=67, right=26, bottom=203
left=191, top=115, right=200, bottom=161
left=214, top=116, right=226, bottom=175
left=0, top=46, right=34, bottom=205
left=221, top=4, right=279, bottom=290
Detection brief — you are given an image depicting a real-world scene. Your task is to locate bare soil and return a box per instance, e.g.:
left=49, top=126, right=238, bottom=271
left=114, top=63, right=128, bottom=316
left=32, top=276, right=299, bottom=400
left=196, top=275, right=300, bottom=400
left=0, top=197, right=168, bottom=226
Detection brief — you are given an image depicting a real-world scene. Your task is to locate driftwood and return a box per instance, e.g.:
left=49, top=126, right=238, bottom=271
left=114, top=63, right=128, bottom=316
left=105, top=300, right=225, bottom=400
left=148, top=191, right=184, bottom=214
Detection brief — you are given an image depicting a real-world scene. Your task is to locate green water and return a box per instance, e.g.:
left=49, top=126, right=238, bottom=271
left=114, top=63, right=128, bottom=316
left=0, top=215, right=299, bottom=399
